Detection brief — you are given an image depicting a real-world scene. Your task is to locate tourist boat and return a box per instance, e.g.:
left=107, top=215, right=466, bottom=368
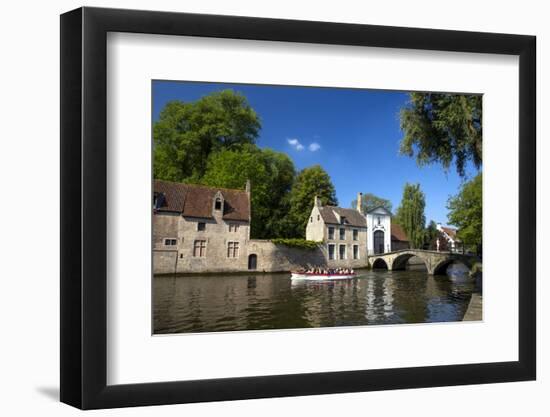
left=290, top=271, right=356, bottom=281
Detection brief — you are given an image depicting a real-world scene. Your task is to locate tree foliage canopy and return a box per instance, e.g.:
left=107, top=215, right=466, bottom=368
left=201, top=145, right=295, bottom=239
left=399, top=93, right=482, bottom=177
left=447, top=173, right=482, bottom=254
left=394, top=183, right=426, bottom=249
left=424, top=220, right=439, bottom=248
left=288, top=165, right=338, bottom=238
left=153, top=90, right=261, bottom=182
left=350, top=193, right=392, bottom=214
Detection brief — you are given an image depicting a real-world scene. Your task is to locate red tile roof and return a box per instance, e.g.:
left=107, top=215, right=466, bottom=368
left=441, top=226, right=460, bottom=241
left=391, top=223, right=409, bottom=242
left=153, top=180, right=250, bottom=222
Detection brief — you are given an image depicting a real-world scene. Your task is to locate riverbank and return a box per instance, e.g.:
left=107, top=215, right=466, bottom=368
left=463, top=294, right=483, bottom=321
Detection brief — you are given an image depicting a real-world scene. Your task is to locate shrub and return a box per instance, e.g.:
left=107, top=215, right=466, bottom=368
left=271, top=238, right=320, bottom=250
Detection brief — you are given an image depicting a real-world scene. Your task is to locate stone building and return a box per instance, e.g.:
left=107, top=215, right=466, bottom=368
left=153, top=182, right=409, bottom=274
left=153, top=179, right=327, bottom=274
left=153, top=179, right=252, bottom=274
left=306, top=193, right=406, bottom=259
left=305, top=195, right=368, bottom=268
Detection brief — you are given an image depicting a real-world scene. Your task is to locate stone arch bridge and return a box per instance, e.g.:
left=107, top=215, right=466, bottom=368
left=368, top=249, right=480, bottom=275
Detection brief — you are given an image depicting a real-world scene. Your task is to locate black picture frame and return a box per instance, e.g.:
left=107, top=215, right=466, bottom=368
left=60, top=6, right=536, bottom=410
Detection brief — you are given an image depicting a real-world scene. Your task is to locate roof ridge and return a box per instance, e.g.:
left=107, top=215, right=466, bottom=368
left=154, top=179, right=247, bottom=194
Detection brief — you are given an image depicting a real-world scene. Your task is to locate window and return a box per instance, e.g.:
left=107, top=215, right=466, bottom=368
left=310, top=216, right=313, bottom=223
left=353, top=245, right=359, bottom=260
left=227, top=241, right=239, bottom=258
left=153, top=192, right=165, bottom=210
left=317, top=214, right=320, bottom=221
left=340, top=216, right=346, bottom=225
left=229, top=224, right=240, bottom=232
left=164, top=238, right=177, bottom=246
left=377, top=216, right=381, bottom=225
left=353, top=229, right=358, bottom=241
left=193, top=240, right=206, bottom=257
left=215, top=198, right=222, bottom=210
left=328, top=227, right=335, bottom=240
left=339, top=228, right=345, bottom=240
left=197, top=222, right=206, bottom=231
left=339, top=244, right=346, bottom=260
left=328, top=244, right=335, bottom=260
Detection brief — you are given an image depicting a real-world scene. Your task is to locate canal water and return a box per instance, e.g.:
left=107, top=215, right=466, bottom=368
left=153, top=265, right=481, bottom=334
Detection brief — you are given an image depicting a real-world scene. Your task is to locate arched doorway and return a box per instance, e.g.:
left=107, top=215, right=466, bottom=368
left=373, top=230, right=385, bottom=254
left=248, top=254, right=257, bottom=270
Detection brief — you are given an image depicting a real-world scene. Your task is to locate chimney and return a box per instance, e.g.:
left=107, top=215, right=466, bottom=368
left=357, top=192, right=363, bottom=213
left=314, top=195, right=321, bottom=207
left=245, top=179, right=251, bottom=194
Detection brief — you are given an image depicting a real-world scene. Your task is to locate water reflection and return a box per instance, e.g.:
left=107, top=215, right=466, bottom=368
left=154, top=267, right=480, bottom=334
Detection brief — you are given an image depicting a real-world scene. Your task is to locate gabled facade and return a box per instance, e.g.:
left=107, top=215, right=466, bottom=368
left=306, top=195, right=368, bottom=267
left=153, top=179, right=251, bottom=273
left=365, top=206, right=392, bottom=254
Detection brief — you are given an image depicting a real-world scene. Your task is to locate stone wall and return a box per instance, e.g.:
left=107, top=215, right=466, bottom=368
left=153, top=212, right=370, bottom=275
left=153, top=250, right=178, bottom=274
left=246, top=240, right=327, bottom=272
left=153, top=211, right=251, bottom=274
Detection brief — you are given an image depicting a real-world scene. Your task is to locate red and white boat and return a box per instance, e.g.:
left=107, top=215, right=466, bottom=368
left=290, top=271, right=356, bottom=281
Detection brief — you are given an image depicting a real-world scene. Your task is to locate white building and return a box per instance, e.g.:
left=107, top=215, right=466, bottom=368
left=365, top=205, right=392, bottom=255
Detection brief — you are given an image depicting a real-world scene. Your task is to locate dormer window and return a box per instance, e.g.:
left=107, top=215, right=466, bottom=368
left=215, top=198, right=222, bottom=211
left=340, top=216, right=346, bottom=225
left=153, top=192, right=165, bottom=210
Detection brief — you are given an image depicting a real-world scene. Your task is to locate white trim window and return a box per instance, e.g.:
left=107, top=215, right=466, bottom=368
left=328, top=227, right=335, bottom=240
left=227, top=241, right=239, bottom=258
left=353, top=229, right=358, bottom=241
left=328, top=244, right=335, bottom=260
left=353, top=244, right=359, bottom=260
left=339, top=228, right=345, bottom=240
left=164, top=238, right=177, bottom=246
left=339, top=244, right=346, bottom=260
left=193, top=240, right=206, bottom=257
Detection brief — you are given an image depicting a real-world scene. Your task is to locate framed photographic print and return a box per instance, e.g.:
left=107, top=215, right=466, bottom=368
left=60, top=6, right=536, bottom=409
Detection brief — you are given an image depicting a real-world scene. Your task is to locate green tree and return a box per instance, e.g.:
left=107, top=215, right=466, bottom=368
left=201, top=145, right=295, bottom=239
left=424, top=220, right=439, bottom=249
left=447, top=173, right=482, bottom=254
left=288, top=165, right=338, bottom=238
left=153, top=90, right=261, bottom=182
left=394, top=183, right=426, bottom=249
left=350, top=193, right=392, bottom=214
left=399, top=93, right=482, bottom=177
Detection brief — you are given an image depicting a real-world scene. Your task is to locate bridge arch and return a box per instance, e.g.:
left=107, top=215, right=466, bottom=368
left=371, top=258, right=389, bottom=270
left=391, top=252, right=428, bottom=271
left=368, top=249, right=480, bottom=276
left=432, top=258, right=470, bottom=276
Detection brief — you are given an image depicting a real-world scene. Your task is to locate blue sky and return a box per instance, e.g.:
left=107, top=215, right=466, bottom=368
left=152, top=81, right=479, bottom=224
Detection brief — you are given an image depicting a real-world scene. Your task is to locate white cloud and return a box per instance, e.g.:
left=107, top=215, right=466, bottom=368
left=308, top=142, right=321, bottom=152
left=287, top=138, right=304, bottom=151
